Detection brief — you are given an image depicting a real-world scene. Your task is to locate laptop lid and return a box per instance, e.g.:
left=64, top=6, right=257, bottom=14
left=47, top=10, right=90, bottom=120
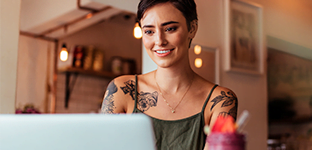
left=0, top=114, right=156, bottom=150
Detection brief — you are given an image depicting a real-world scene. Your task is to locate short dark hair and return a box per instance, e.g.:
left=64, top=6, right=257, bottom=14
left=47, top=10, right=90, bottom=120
left=137, top=0, right=198, bottom=30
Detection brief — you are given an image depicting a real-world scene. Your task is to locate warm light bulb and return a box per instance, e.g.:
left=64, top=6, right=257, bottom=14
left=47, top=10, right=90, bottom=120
left=134, top=22, right=142, bottom=39
left=194, top=58, right=202, bottom=68
left=60, top=43, right=68, bottom=62
left=60, top=48, right=68, bottom=61
left=194, top=45, right=201, bottom=55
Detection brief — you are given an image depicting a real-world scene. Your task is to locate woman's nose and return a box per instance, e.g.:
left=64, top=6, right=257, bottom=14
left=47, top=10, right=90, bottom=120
left=154, top=31, right=168, bottom=46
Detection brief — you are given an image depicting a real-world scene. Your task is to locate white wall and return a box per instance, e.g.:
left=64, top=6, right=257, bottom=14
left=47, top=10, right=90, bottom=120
left=0, top=0, right=21, bottom=114
left=15, top=35, right=55, bottom=113
left=249, top=0, right=312, bottom=49
left=92, top=0, right=139, bottom=13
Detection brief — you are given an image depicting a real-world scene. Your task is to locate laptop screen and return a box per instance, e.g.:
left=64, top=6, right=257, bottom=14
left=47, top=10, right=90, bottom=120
left=0, top=114, right=156, bottom=150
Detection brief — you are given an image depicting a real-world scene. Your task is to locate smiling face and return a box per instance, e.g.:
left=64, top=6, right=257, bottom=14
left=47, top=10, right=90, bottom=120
left=140, top=2, right=197, bottom=68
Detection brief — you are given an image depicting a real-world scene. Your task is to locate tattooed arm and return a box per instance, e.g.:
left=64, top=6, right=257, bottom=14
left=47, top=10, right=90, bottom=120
left=101, top=79, right=127, bottom=114
left=208, top=87, right=238, bottom=126
left=204, top=87, right=238, bottom=150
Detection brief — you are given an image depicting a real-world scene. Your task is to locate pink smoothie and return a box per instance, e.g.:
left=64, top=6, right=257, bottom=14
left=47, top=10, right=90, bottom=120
left=207, top=133, right=245, bottom=150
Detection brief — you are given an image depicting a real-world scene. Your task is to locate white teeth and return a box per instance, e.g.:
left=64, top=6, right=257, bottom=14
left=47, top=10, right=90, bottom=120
left=156, top=50, right=171, bottom=54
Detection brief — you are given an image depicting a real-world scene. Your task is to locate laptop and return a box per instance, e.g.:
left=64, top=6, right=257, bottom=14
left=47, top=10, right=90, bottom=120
left=0, top=114, right=156, bottom=150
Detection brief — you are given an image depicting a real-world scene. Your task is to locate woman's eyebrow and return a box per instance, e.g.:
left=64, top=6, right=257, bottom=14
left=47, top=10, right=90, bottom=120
left=142, top=25, right=154, bottom=28
left=161, top=21, right=179, bottom=26
left=142, top=21, right=179, bottom=28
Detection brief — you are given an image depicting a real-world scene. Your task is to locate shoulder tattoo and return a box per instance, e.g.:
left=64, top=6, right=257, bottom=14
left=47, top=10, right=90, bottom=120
left=211, top=90, right=238, bottom=120
left=101, top=81, right=118, bottom=114
left=120, top=80, right=158, bottom=112
left=120, top=80, right=136, bottom=100
left=137, top=91, right=158, bottom=112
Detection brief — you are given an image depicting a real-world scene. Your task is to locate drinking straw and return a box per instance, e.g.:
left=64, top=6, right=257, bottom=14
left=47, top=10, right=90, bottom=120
left=236, top=110, right=250, bottom=133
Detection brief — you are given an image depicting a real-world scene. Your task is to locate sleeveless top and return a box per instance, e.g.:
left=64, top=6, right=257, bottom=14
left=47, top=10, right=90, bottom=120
left=132, top=75, right=218, bottom=150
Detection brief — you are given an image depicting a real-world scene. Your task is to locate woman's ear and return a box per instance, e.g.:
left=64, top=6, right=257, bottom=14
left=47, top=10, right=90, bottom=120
left=188, top=20, right=198, bottom=39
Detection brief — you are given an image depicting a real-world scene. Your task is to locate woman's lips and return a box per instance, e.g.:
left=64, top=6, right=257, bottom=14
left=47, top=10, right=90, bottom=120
left=154, top=49, right=174, bottom=57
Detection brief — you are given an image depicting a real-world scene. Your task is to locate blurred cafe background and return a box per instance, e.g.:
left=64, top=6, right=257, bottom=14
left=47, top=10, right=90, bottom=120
left=0, top=0, right=312, bottom=150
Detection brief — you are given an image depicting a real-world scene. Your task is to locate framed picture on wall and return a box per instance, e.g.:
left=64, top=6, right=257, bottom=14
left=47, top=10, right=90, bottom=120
left=224, top=0, right=264, bottom=75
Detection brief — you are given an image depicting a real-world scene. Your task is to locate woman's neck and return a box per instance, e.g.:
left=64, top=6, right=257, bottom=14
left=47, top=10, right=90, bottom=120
left=154, top=65, right=195, bottom=94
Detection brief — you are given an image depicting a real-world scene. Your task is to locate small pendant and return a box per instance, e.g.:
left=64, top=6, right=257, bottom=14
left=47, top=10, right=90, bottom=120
left=172, top=110, right=175, bottom=113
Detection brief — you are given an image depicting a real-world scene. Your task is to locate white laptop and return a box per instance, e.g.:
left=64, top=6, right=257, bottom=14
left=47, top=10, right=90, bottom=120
left=0, top=114, right=156, bottom=150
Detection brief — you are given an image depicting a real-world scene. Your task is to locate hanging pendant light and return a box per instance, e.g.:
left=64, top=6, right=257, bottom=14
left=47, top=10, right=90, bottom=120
left=60, top=43, right=69, bottom=62
left=133, top=22, right=142, bottom=39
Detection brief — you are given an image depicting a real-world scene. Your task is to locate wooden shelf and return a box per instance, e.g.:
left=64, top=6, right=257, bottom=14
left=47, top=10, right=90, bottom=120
left=58, top=67, right=118, bottom=108
left=58, top=67, right=117, bottom=79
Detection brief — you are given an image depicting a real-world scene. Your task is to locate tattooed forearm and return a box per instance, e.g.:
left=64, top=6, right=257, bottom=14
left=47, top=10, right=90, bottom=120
left=101, top=81, right=118, bottom=114
left=120, top=80, right=158, bottom=112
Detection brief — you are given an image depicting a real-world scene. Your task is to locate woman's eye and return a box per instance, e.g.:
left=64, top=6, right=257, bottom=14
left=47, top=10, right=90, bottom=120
left=144, top=30, right=153, bottom=35
left=165, top=27, right=177, bottom=32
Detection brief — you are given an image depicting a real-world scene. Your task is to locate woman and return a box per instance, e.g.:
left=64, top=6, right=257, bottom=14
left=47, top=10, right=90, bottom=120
left=101, top=0, right=238, bottom=149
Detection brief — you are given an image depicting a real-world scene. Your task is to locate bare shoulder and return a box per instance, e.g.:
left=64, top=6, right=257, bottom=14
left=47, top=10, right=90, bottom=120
left=208, top=85, right=238, bottom=120
left=212, top=86, right=237, bottom=99
left=200, top=77, right=238, bottom=125
left=101, top=75, right=137, bottom=114
left=194, top=75, right=237, bottom=100
left=110, top=75, right=137, bottom=87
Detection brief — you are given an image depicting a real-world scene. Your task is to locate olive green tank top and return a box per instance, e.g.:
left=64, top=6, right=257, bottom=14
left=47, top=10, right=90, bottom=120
left=132, top=75, right=218, bottom=150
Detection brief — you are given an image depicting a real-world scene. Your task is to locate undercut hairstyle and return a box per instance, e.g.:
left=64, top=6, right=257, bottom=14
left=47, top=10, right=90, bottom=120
left=137, top=0, right=198, bottom=31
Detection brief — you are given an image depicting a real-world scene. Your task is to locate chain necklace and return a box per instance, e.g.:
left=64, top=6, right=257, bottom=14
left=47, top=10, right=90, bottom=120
left=154, top=71, right=194, bottom=113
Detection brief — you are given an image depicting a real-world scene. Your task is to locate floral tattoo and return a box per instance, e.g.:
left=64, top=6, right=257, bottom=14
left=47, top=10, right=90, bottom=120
left=211, top=91, right=238, bottom=120
left=101, top=81, right=118, bottom=114
left=120, top=80, right=158, bottom=112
